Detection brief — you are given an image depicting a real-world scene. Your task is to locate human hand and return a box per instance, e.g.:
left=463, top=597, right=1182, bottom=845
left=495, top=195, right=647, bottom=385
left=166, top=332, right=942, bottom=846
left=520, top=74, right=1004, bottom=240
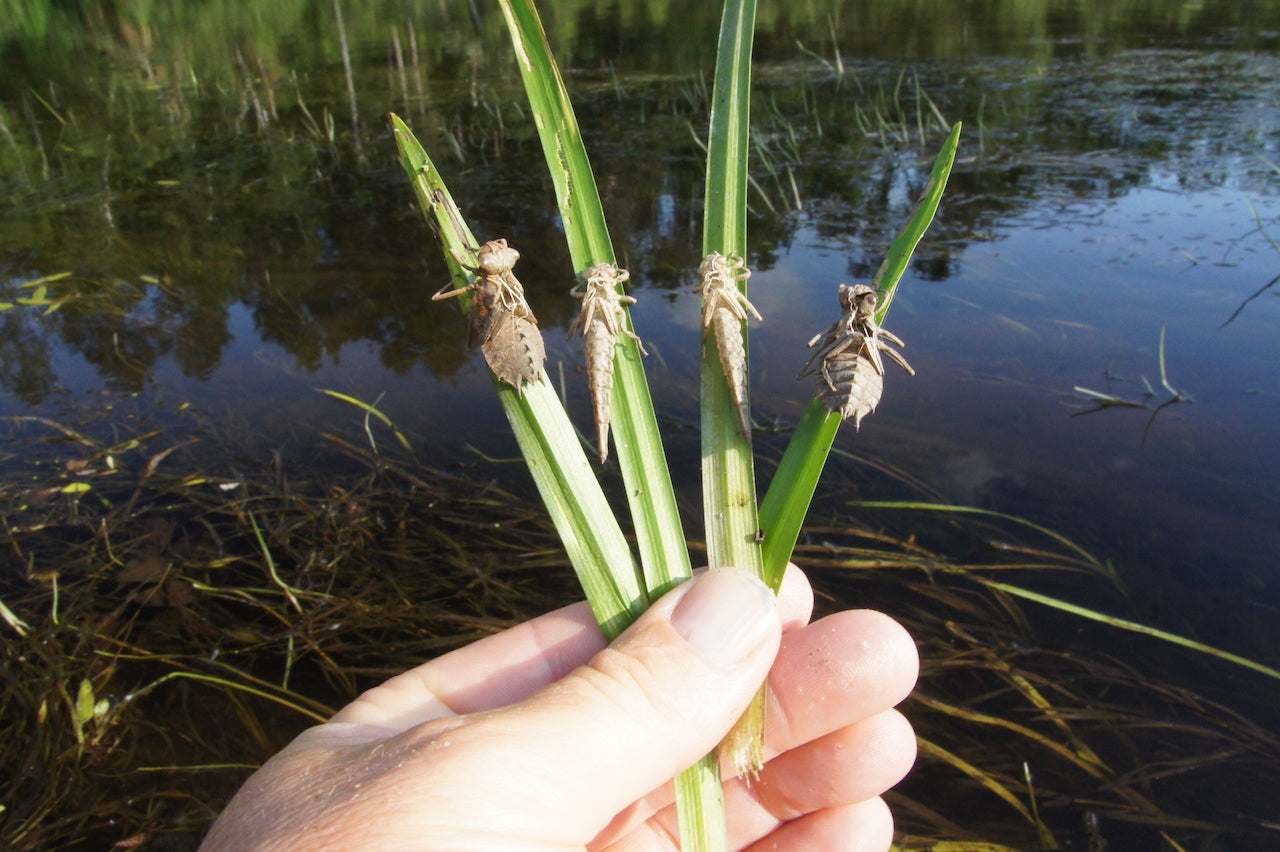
left=199, top=565, right=918, bottom=851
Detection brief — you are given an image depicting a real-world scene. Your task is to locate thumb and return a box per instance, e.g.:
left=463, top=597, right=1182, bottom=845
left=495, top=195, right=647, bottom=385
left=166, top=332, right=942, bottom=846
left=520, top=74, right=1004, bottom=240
left=459, top=566, right=781, bottom=842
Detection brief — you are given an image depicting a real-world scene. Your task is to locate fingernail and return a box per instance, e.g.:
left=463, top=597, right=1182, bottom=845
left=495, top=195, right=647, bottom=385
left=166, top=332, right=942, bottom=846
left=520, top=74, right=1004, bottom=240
left=671, top=568, right=776, bottom=666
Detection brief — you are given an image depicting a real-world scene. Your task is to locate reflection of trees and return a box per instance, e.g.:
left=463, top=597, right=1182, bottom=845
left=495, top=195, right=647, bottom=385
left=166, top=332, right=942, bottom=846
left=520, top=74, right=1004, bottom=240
left=3, top=11, right=1278, bottom=403
left=0, top=309, right=57, bottom=405
left=1, top=273, right=238, bottom=400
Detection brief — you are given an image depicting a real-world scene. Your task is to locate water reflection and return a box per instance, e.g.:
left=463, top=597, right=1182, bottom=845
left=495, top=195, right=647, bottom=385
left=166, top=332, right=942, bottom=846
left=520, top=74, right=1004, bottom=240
left=4, top=22, right=1280, bottom=629
left=3, top=0, right=1280, bottom=704
left=5, top=46, right=1277, bottom=404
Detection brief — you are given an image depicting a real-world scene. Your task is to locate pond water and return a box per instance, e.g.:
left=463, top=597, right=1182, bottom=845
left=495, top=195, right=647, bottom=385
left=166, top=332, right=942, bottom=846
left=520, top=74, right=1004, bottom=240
left=3, top=1, right=1280, bottom=849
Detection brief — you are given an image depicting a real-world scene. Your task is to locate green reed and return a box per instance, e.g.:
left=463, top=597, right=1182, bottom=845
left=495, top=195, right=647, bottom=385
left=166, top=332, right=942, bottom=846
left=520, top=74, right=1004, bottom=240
left=391, top=0, right=957, bottom=847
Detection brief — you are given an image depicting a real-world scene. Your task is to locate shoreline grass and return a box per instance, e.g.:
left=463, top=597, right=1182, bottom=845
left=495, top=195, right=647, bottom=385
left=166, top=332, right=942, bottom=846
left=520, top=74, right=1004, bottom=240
left=2, top=396, right=1277, bottom=849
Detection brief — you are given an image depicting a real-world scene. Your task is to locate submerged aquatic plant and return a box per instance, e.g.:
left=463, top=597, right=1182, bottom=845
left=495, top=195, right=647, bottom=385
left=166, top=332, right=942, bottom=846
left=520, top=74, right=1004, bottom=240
left=4, top=395, right=1276, bottom=851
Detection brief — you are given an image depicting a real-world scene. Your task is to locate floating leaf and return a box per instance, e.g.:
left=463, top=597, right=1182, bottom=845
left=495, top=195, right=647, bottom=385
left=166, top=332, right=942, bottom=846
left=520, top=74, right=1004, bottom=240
left=74, top=678, right=96, bottom=741
left=20, top=271, right=71, bottom=287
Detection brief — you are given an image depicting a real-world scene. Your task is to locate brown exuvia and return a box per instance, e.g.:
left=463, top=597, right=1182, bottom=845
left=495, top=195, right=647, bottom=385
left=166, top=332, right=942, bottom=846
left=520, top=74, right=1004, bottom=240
left=798, top=283, right=914, bottom=427
left=433, top=238, right=546, bottom=395
left=567, top=262, right=646, bottom=462
left=696, top=251, right=762, bottom=437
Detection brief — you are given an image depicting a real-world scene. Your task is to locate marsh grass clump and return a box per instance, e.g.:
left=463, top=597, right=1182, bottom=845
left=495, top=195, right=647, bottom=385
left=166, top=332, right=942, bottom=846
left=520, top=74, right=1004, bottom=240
left=788, top=499, right=1280, bottom=850
left=2, top=396, right=1277, bottom=850
left=0, top=400, right=578, bottom=851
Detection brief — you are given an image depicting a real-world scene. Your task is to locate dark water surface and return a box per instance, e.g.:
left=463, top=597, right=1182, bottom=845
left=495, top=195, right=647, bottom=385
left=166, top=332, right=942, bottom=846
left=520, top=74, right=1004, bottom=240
left=4, top=0, right=1280, bottom=848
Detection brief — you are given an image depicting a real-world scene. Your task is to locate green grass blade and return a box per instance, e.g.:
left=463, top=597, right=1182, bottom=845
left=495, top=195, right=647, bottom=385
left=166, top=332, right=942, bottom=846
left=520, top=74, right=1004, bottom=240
left=124, top=671, right=333, bottom=724
left=853, top=500, right=1112, bottom=577
left=391, top=114, right=646, bottom=639
left=978, top=579, right=1280, bottom=683
left=319, top=389, right=413, bottom=452
left=700, top=0, right=763, bottom=587
left=422, top=5, right=716, bottom=844
left=758, top=124, right=962, bottom=584
left=1, top=594, right=31, bottom=636
left=673, top=753, right=727, bottom=852
left=700, top=0, right=767, bottom=795
left=871, top=121, right=962, bottom=320
left=703, top=0, right=756, bottom=255
left=496, top=0, right=691, bottom=599
left=511, top=381, right=649, bottom=639
left=758, top=398, right=841, bottom=582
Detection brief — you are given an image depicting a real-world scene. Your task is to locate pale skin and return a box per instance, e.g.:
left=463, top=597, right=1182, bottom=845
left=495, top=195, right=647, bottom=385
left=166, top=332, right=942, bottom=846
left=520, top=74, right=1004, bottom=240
left=200, top=565, right=919, bottom=851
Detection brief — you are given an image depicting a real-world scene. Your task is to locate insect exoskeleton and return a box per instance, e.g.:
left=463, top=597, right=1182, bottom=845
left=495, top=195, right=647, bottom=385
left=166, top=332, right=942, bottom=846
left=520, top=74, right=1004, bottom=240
left=841, top=283, right=913, bottom=378
left=797, top=283, right=914, bottom=427
left=473, top=238, right=520, bottom=277
left=814, top=345, right=884, bottom=427
left=432, top=238, right=546, bottom=395
left=696, top=252, right=762, bottom=436
left=567, top=262, right=646, bottom=462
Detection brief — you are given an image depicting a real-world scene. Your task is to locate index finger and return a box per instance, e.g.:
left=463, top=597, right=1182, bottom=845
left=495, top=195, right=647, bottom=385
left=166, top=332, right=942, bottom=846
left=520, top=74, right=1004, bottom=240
left=328, top=598, right=604, bottom=730
left=329, top=564, right=815, bottom=733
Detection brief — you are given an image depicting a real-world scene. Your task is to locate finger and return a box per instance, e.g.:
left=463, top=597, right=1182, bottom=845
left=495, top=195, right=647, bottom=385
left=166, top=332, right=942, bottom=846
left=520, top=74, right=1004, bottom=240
left=595, top=607, right=918, bottom=843
left=743, top=709, right=917, bottom=819
left=330, top=564, right=814, bottom=734
left=742, top=797, right=895, bottom=852
left=628, top=710, right=915, bottom=850
left=329, top=599, right=605, bottom=730
left=764, top=608, right=919, bottom=756
left=773, top=561, right=815, bottom=632
left=720, top=710, right=916, bottom=848
left=388, top=567, right=785, bottom=845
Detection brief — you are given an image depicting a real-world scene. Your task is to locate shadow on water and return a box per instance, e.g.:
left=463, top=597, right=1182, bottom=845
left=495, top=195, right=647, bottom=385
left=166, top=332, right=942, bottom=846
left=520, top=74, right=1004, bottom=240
left=3, top=1, right=1280, bottom=849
